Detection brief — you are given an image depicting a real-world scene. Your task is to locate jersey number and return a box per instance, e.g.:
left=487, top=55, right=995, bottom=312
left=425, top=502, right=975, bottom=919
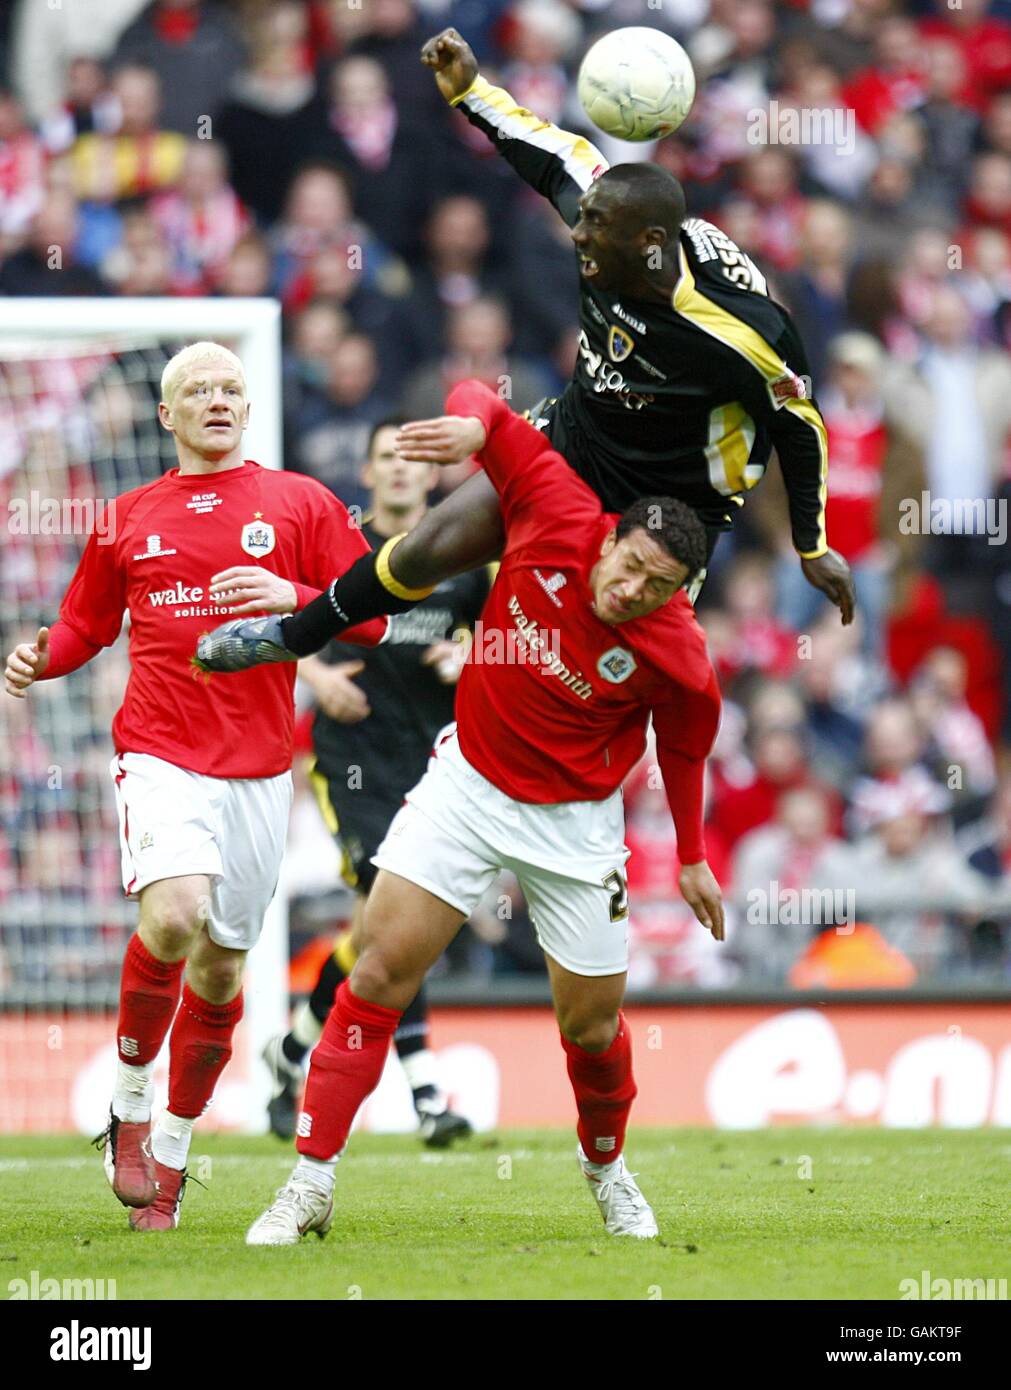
left=602, top=869, right=628, bottom=923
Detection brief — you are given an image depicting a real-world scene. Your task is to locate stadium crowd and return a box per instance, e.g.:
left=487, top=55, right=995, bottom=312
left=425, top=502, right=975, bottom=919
left=3, top=0, right=1011, bottom=993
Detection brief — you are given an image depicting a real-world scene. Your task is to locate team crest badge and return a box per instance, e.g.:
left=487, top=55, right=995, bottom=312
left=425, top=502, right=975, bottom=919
left=241, top=519, right=275, bottom=556
left=607, top=325, right=634, bottom=363
left=597, top=646, right=637, bottom=683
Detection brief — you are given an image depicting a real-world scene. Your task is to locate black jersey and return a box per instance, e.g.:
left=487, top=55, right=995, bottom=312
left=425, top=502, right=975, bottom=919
left=452, top=76, right=829, bottom=557
left=311, top=517, right=491, bottom=791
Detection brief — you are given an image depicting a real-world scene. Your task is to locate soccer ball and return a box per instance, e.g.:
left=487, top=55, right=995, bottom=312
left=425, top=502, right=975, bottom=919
left=577, top=27, right=696, bottom=143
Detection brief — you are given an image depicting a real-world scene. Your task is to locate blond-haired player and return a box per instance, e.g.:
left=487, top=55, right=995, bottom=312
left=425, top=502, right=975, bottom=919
left=4, top=341, right=386, bottom=1229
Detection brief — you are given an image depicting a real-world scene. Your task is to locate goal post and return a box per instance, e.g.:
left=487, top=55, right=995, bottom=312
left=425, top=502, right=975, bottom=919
left=1, top=297, right=288, bottom=1134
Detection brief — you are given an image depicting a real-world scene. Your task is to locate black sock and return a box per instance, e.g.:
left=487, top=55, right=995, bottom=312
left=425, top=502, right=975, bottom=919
left=393, top=982, right=429, bottom=1064
left=281, top=547, right=429, bottom=656
left=281, top=1032, right=308, bottom=1067
left=307, top=951, right=347, bottom=1029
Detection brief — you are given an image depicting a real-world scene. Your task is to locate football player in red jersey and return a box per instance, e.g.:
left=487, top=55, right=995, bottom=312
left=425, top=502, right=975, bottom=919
left=245, top=380, right=724, bottom=1246
left=4, top=342, right=386, bottom=1231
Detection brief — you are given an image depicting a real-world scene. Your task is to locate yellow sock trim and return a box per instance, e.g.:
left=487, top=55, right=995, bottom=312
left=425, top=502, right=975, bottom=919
left=376, top=535, right=435, bottom=602
left=334, top=930, right=359, bottom=976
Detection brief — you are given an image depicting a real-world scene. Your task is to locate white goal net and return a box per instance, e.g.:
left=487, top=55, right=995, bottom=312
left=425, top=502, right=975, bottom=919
left=0, top=298, right=286, bottom=1134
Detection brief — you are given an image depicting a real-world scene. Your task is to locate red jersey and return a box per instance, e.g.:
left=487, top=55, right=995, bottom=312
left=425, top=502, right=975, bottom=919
left=823, top=407, right=886, bottom=562
left=45, top=461, right=385, bottom=778
left=449, top=381, right=721, bottom=863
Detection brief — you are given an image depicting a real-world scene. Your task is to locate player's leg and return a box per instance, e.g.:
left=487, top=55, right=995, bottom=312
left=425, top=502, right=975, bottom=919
left=247, top=766, right=499, bottom=1244
left=195, top=473, right=504, bottom=670
left=130, top=927, right=247, bottom=1232
left=246, top=872, right=467, bottom=1245
left=102, top=873, right=208, bottom=1207
left=515, top=854, right=657, bottom=1238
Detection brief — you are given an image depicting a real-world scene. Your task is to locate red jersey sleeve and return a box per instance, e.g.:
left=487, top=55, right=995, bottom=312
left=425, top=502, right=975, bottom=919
left=651, top=668, right=722, bottom=864
left=298, top=481, right=387, bottom=647
left=57, top=503, right=128, bottom=649
left=445, top=380, right=599, bottom=552
left=38, top=621, right=103, bottom=680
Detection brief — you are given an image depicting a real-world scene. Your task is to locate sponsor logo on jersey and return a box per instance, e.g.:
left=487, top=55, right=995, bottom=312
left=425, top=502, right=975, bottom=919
left=133, top=533, right=177, bottom=560
left=611, top=303, right=646, bottom=334
left=597, top=646, right=637, bottom=683
left=768, top=370, right=809, bottom=410
left=607, top=325, right=635, bottom=363
left=148, top=581, right=205, bottom=607
left=138, top=830, right=154, bottom=851
left=577, top=332, right=654, bottom=411
left=296, top=1112, right=312, bottom=1138
left=534, top=569, right=568, bottom=606
left=241, top=516, right=275, bottom=556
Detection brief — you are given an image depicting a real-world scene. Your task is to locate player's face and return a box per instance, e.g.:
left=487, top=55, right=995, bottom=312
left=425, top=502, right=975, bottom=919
left=161, top=364, right=249, bottom=459
left=591, top=527, right=688, bottom=624
left=571, top=182, right=648, bottom=293
left=363, top=426, right=436, bottom=511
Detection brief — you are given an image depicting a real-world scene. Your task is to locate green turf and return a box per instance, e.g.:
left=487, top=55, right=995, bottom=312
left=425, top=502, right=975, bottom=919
left=1, top=1129, right=1008, bottom=1300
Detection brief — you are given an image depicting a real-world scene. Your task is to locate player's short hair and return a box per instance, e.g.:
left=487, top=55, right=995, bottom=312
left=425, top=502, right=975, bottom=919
left=161, top=342, right=246, bottom=406
left=601, top=163, right=687, bottom=237
left=367, top=416, right=408, bottom=458
left=615, top=496, right=707, bottom=579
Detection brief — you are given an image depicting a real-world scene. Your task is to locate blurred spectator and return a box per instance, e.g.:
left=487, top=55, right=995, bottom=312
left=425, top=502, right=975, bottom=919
left=845, top=795, right=993, bottom=975
left=291, top=332, right=395, bottom=507
left=882, top=285, right=1011, bottom=612
left=709, top=717, right=839, bottom=853
left=713, top=553, right=797, bottom=684
left=908, top=646, right=997, bottom=814
left=403, top=196, right=514, bottom=364
left=399, top=296, right=554, bottom=420
left=919, top=0, right=1011, bottom=115
left=963, top=152, right=1011, bottom=237
left=505, top=200, right=580, bottom=369
left=731, top=785, right=853, bottom=981
left=776, top=64, right=878, bottom=203
left=270, top=161, right=407, bottom=308
left=40, top=57, right=120, bottom=155
left=776, top=200, right=854, bottom=384
left=842, top=15, right=927, bottom=137
left=0, top=189, right=109, bottom=295
left=71, top=64, right=186, bottom=203
left=149, top=138, right=250, bottom=291
left=775, top=332, right=922, bottom=651
left=110, top=0, right=246, bottom=135
left=310, top=55, right=448, bottom=264
left=216, top=1, right=323, bottom=226
left=214, top=230, right=272, bottom=297
left=10, top=0, right=147, bottom=126
left=847, top=698, right=951, bottom=836
left=914, top=39, right=980, bottom=212
left=0, top=85, right=45, bottom=243
left=340, top=0, right=447, bottom=127
left=500, top=0, right=581, bottom=127
left=730, top=148, right=806, bottom=272
left=100, top=207, right=176, bottom=294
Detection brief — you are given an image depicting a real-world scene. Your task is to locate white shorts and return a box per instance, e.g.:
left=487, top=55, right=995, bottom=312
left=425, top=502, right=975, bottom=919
left=372, top=729, right=630, bottom=977
left=111, top=752, right=293, bottom=952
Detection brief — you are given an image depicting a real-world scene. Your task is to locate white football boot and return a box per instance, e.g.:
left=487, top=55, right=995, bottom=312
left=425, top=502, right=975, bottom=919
left=578, top=1145, right=659, bottom=1238
left=245, top=1174, right=333, bottom=1246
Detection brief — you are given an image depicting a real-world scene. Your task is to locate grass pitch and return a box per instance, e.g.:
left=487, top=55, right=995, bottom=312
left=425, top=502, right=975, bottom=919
left=1, top=1129, right=1008, bottom=1300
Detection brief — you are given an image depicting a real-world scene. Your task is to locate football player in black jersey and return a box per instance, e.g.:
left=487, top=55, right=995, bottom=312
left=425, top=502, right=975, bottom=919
left=195, top=27, right=853, bottom=674
left=262, top=419, right=489, bottom=1146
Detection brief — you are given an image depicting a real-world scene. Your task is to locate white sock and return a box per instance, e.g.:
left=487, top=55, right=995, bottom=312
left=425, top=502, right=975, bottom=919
left=112, top=1060, right=153, bottom=1123
left=151, top=1111, right=195, bottom=1171
left=579, top=1147, right=622, bottom=1177
left=294, top=1154, right=338, bottom=1195
left=291, top=1002, right=323, bottom=1054
left=400, top=1048, right=439, bottom=1096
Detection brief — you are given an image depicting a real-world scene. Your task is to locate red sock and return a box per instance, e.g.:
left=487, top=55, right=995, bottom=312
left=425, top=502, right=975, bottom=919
left=561, top=1012, right=638, bottom=1163
left=297, top=980, right=402, bottom=1160
left=117, top=934, right=184, bottom=1065
left=167, top=982, right=243, bottom=1120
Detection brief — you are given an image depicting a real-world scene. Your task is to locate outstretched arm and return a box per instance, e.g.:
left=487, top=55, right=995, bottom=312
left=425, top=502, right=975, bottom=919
left=422, top=27, right=607, bottom=226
